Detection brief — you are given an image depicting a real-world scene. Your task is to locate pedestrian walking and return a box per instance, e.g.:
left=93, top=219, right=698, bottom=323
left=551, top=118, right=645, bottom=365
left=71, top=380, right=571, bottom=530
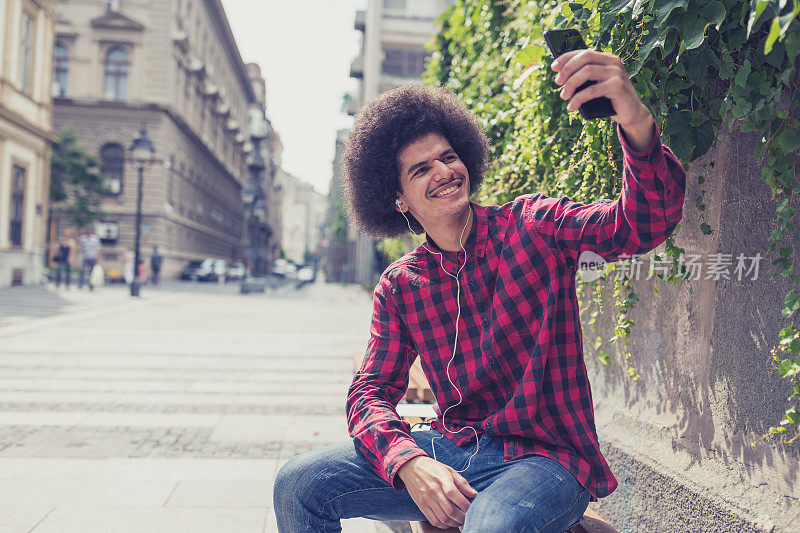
left=150, top=246, right=163, bottom=286
left=137, top=260, right=147, bottom=284
left=123, top=248, right=135, bottom=286
left=78, top=229, right=101, bottom=290
left=53, top=229, right=75, bottom=288
left=274, top=50, right=687, bottom=532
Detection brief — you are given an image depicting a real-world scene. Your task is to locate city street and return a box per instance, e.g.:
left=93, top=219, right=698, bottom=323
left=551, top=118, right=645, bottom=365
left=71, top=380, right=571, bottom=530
left=0, top=280, right=400, bottom=533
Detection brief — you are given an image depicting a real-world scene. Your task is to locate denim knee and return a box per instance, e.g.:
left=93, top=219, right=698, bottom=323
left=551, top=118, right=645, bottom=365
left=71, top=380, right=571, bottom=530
left=463, top=503, right=532, bottom=533
left=274, top=452, right=318, bottom=512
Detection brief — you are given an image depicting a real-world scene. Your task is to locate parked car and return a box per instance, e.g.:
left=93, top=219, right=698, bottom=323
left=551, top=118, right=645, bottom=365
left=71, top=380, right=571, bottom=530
left=180, top=258, right=227, bottom=282
left=272, top=258, right=297, bottom=278
left=296, top=266, right=315, bottom=282
left=225, top=262, right=246, bottom=282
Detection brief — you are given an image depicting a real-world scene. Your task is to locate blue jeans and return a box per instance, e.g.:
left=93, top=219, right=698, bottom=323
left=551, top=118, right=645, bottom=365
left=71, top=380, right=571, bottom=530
left=79, top=258, right=96, bottom=289
left=274, top=429, right=590, bottom=532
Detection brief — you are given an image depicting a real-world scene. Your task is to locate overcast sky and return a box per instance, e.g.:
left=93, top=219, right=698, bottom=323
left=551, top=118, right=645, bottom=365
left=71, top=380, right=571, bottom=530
left=223, top=0, right=368, bottom=195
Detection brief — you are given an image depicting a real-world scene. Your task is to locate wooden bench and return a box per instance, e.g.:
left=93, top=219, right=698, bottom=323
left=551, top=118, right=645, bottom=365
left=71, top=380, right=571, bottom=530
left=410, top=506, right=618, bottom=532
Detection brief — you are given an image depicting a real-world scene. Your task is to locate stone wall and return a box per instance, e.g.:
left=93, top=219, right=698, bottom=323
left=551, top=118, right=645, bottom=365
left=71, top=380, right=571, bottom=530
left=584, top=120, right=800, bottom=531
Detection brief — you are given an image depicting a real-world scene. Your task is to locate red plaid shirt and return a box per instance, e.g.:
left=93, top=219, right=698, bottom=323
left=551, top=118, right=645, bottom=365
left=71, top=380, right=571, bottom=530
left=347, top=121, right=686, bottom=501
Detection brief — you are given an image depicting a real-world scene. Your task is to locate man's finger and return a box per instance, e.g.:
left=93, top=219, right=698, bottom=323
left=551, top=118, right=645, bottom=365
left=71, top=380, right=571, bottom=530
left=427, top=504, right=453, bottom=530
left=453, top=472, right=478, bottom=497
left=557, top=64, right=618, bottom=100
left=438, top=491, right=468, bottom=523
left=552, top=50, right=621, bottom=81
left=444, top=484, right=472, bottom=514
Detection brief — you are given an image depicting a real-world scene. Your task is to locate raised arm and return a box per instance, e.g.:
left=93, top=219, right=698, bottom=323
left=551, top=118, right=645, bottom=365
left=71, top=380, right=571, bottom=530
left=527, top=49, right=687, bottom=268
left=528, top=119, right=686, bottom=268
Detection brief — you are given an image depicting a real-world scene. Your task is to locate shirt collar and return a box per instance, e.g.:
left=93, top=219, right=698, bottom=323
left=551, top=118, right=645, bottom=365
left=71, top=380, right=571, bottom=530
left=422, top=203, right=488, bottom=272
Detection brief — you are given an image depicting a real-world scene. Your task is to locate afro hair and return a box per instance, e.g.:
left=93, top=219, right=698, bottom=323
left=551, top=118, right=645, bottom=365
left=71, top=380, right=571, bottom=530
left=342, top=84, right=490, bottom=238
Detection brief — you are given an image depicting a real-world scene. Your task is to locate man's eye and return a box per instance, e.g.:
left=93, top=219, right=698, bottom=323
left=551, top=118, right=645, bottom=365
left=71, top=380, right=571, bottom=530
left=413, top=167, right=427, bottom=178
left=444, top=155, right=457, bottom=162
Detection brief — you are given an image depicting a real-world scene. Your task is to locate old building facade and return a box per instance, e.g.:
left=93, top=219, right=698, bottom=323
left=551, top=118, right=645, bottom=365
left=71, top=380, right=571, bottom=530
left=279, top=171, right=326, bottom=266
left=52, top=0, right=266, bottom=279
left=0, top=0, right=57, bottom=287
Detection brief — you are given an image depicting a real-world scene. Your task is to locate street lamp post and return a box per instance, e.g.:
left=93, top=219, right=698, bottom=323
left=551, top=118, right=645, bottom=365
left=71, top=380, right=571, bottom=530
left=129, top=127, right=155, bottom=297
left=240, top=178, right=257, bottom=292
left=240, top=107, right=268, bottom=294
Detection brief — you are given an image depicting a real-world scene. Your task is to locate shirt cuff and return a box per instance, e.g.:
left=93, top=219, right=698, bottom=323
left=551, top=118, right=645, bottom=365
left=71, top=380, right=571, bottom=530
left=617, top=120, right=661, bottom=163
left=384, top=440, right=429, bottom=491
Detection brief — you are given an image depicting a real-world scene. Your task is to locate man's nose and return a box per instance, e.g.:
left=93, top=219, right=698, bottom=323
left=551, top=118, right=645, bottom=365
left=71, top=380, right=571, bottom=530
left=430, top=160, right=451, bottom=181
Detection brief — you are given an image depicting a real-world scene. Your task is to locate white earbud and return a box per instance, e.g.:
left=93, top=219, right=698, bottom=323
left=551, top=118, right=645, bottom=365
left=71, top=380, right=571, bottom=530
left=395, top=199, right=402, bottom=207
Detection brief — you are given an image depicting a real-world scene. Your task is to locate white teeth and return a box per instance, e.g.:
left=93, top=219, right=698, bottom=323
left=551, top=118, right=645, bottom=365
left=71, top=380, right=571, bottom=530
left=434, top=183, right=459, bottom=197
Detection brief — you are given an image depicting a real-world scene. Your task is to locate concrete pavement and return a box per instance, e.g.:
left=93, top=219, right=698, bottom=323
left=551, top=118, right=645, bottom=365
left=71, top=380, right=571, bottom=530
left=0, top=280, right=404, bottom=532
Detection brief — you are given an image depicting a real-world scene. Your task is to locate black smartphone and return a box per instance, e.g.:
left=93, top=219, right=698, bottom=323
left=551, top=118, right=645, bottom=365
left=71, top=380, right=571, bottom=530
left=543, top=29, right=616, bottom=120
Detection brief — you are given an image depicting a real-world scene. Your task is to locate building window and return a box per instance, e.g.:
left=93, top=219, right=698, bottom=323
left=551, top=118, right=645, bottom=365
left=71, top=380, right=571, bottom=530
left=382, top=47, right=429, bottom=78
left=10, top=165, right=26, bottom=247
left=383, top=0, right=406, bottom=11
left=100, top=143, right=125, bottom=194
left=94, top=221, right=119, bottom=243
left=19, top=11, right=34, bottom=93
left=54, top=43, right=68, bottom=97
left=103, top=47, right=129, bottom=100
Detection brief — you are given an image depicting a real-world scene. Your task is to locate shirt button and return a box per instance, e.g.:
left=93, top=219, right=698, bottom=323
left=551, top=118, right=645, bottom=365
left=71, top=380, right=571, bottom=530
left=449, top=266, right=456, bottom=273
left=468, top=279, right=476, bottom=288
left=489, top=357, right=499, bottom=367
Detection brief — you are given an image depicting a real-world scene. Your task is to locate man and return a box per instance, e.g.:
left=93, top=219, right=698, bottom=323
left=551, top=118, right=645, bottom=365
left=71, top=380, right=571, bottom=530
left=54, top=229, right=75, bottom=288
left=274, top=50, right=686, bottom=532
left=150, top=246, right=163, bottom=286
left=78, top=228, right=101, bottom=291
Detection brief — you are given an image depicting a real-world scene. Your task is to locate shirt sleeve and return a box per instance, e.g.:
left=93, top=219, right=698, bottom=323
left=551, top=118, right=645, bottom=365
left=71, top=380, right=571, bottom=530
left=526, top=120, right=687, bottom=269
left=345, top=273, right=428, bottom=491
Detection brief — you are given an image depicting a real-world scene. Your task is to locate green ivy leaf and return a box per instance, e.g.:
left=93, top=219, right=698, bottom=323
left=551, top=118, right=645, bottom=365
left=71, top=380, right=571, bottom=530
left=785, top=406, right=800, bottom=424
left=779, top=129, right=800, bottom=154
left=693, top=121, right=716, bottom=159
left=764, top=18, right=782, bottom=54
left=786, top=28, right=800, bottom=62
left=669, top=125, right=697, bottom=160
left=630, top=30, right=667, bottom=75
left=513, top=43, right=546, bottom=67
left=734, top=59, right=751, bottom=88
left=663, top=110, right=691, bottom=136
left=700, top=222, right=713, bottom=234
left=778, top=1, right=800, bottom=38
left=702, top=1, right=726, bottom=31
left=783, top=292, right=800, bottom=318
left=677, top=8, right=709, bottom=49
left=747, top=0, right=773, bottom=38
left=655, top=0, right=689, bottom=27
left=718, top=53, right=735, bottom=79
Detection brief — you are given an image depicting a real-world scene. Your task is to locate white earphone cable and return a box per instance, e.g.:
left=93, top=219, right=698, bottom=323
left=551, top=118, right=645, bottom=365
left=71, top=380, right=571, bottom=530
left=398, top=204, right=480, bottom=473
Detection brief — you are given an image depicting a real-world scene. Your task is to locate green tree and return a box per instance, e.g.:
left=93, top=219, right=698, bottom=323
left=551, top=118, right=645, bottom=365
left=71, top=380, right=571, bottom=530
left=50, top=130, right=107, bottom=229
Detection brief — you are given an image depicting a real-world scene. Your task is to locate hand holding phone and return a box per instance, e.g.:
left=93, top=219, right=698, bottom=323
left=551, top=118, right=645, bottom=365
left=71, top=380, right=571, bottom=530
left=543, top=29, right=615, bottom=120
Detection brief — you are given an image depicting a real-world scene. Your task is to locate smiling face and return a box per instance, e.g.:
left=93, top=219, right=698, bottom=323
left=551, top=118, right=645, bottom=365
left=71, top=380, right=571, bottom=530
left=395, top=133, right=471, bottom=234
